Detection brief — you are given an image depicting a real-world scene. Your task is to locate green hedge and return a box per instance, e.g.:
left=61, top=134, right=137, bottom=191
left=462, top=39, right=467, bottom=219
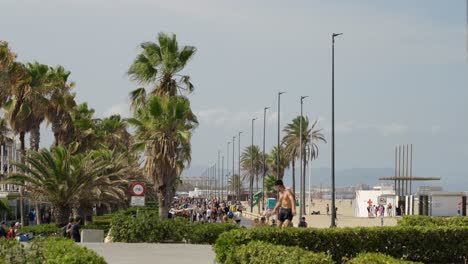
left=110, top=211, right=239, bottom=244
left=226, top=241, right=333, bottom=264
left=213, top=227, right=468, bottom=263
left=346, top=253, right=421, bottom=264
left=0, top=237, right=106, bottom=264
left=398, top=215, right=468, bottom=227
left=18, top=224, right=61, bottom=236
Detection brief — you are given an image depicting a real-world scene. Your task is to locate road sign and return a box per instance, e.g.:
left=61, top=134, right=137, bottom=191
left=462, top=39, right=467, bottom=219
left=378, top=196, right=387, bottom=205
left=131, top=182, right=146, bottom=196
left=131, top=196, right=145, bottom=207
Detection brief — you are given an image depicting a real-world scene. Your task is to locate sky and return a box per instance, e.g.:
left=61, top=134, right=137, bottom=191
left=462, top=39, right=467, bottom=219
left=1, top=0, right=467, bottom=189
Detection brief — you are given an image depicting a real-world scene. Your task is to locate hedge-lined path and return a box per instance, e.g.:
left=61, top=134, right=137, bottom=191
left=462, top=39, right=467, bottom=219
left=81, top=243, right=215, bottom=264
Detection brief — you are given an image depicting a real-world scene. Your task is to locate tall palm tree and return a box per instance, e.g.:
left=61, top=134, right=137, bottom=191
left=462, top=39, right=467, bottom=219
left=128, top=32, right=197, bottom=110
left=129, top=95, right=197, bottom=220
left=100, top=115, right=132, bottom=152
left=0, top=41, right=26, bottom=109
left=7, top=147, right=129, bottom=226
left=45, top=65, right=76, bottom=147
left=240, top=145, right=262, bottom=207
left=266, top=145, right=289, bottom=180
left=283, top=116, right=326, bottom=214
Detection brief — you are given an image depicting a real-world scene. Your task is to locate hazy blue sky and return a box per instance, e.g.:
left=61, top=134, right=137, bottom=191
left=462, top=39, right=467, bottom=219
left=1, top=0, right=467, bottom=188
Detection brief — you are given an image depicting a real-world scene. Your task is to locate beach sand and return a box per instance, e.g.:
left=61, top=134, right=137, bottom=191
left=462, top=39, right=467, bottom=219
left=242, top=199, right=399, bottom=228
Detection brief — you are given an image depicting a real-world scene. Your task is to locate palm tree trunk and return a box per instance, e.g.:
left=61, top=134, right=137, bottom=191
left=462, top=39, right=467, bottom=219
left=54, top=205, right=72, bottom=226
left=30, top=125, right=40, bottom=151
left=19, top=131, right=25, bottom=227
left=292, top=159, right=296, bottom=197
left=35, top=202, right=41, bottom=225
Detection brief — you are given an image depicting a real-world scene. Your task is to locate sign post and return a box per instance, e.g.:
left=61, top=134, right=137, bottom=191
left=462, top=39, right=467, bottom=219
left=130, top=182, right=146, bottom=207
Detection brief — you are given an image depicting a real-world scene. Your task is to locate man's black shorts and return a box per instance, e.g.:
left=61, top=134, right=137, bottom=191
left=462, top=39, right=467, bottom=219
left=278, top=207, right=293, bottom=222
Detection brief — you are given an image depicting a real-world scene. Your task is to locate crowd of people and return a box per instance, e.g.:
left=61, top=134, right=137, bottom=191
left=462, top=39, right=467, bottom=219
left=0, top=221, right=22, bottom=239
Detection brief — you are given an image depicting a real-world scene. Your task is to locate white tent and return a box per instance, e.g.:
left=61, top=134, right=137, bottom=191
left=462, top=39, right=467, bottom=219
left=355, top=189, right=396, bottom=217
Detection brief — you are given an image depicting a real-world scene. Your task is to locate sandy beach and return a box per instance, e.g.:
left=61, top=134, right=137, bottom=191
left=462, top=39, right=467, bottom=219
left=243, top=199, right=399, bottom=228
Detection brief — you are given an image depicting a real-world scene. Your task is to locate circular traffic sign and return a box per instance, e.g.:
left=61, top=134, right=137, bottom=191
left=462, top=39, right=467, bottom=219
left=131, top=182, right=146, bottom=196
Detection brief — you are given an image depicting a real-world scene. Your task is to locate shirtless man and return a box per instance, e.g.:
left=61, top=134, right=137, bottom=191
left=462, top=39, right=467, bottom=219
left=273, top=180, right=296, bottom=228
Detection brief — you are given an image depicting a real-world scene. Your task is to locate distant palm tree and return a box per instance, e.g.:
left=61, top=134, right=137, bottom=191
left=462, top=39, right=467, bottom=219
left=241, top=145, right=262, bottom=206
left=264, top=174, right=276, bottom=197
left=283, top=116, right=326, bottom=214
left=128, top=32, right=197, bottom=110
left=227, top=174, right=242, bottom=198
left=266, top=145, right=289, bottom=180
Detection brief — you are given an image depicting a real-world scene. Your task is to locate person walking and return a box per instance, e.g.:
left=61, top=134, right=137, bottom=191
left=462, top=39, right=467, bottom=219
left=70, top=217, right=81, bottom=242
left=273, top=180, right=296, bottom=228
left=0, top=222, right=8, bottom=238
left=326, top=204, right=330, bottom=216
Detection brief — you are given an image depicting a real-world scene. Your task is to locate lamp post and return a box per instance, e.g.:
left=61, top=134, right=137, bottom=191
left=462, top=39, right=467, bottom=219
left=222, top=155, right=224, bottom=200
left=300, top=96, right=308, bottom=219
left=277, top=92, right=285, bottom=180
left=227, top=141, right=231, bottom=200
left=262, top=107, right=270, bottom=210
left=331, top=32, right=343, bottom=228
left=251, top=117, right=257, bottom=213
left=238, top=131, right=242, bottom=202
left=232, top=136, right=236, bottom=200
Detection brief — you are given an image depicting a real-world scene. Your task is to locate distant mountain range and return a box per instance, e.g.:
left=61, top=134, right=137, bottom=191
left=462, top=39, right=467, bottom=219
left=182, top=165, right=468, bottom=192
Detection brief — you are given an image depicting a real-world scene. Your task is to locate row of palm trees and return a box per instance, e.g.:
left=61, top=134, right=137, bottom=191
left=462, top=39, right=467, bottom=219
left=1, top=41, right=142, bottom=225
left=238, top=116, right=326, bottom=207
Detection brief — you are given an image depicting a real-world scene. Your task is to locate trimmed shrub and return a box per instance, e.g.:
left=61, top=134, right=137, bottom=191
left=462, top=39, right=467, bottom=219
left=226, top=241, right=333, bottom=264
left=213, top=227, right=468, bottom=264
left=0, top=237, right=106, bottom=264
left=33, top=237, right=106, bottom=264
left=110, top=210, right=238, bottom=244
left=346, top=253, right=422, bottom=264
left=398, top=215, right=468, bottom=227
left=18, top=224, right=61, bottom=237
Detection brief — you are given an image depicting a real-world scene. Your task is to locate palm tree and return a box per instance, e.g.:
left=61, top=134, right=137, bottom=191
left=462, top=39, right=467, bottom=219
left=0, top=41, right=26, bottom=109
left=8, top=147, right=130, bottom=226
left=128, top=32, right=197, bottom=109
left=283, top=116, right=326, bottom=214
left=241, top=145, right=262, bottom=208
left=264, top=174, right=276, bottom=197
left=45, top=65, right=76, bottom=147
left=100, top=115, right=132, bottom=152
left=266, top=145, right=289, bottom=180
left=129, top=95, right=197, bottom=220
left=227, top=174, right=242, bottom=198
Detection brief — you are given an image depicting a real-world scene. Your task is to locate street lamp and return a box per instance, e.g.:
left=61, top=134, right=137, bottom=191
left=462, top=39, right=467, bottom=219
left=251, top=117, right=257, bottom=213
left=227, top=141, right=231, bottom=200
left=262, top=107, right=270, bottom=210
left=238, top=131, right=242, bottom=201
left=331, top=32, right=343, bottom=228
left=300, top=96, right=308, bottom=219
left=277, top=92, right=285, bottom=180
left=232, top=136, right=236, bottom=200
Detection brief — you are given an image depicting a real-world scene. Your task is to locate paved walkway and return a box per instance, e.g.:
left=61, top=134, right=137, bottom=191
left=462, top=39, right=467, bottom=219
left=81, top=243, right=215, bottom=264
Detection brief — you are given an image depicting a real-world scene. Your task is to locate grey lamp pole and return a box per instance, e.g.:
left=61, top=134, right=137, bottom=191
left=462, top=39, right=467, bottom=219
left=331, top=32, right=342, bottom=228
left=277, top=92, right=285, bottom=180
left=251, top=117, right=257, bottom=213
left=238, top=131, right=242, bottom=202
left=218, top=150, right=221, bottom=199
left=300, top=96, right=308, bottom=219
left=232, top=136, right=236, bottom=201
left=262, top=107, right=270, bottom=210
left=227, top=141, right=231, bottom=200
left=222, top=155, right=224, bottom=200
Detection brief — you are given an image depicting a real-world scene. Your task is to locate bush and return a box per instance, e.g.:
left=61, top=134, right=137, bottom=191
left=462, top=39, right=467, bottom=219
left=398, top=215, right=468, bottom=227
left=0, top=237, right=106, bottom=264
left=226, top=241, right=333, bottom=264
left=18, top=224, right=61, bottom=237
left=213, top=227, right=468, bottom=264
left=346, top=253, right=422, bottom=264
left=110, top=210, right=238, bottom=244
